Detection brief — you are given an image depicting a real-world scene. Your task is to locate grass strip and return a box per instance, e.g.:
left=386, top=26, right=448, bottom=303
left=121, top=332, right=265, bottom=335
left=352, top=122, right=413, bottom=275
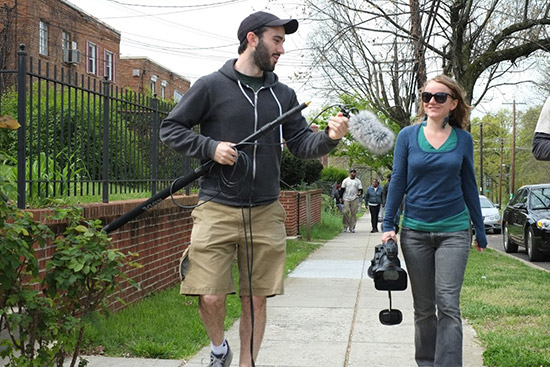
left=81, top=207, right=342, bottom=359
left=83, top=207, right=550, bottom=367
left=462, top=248, right=550, bottom=367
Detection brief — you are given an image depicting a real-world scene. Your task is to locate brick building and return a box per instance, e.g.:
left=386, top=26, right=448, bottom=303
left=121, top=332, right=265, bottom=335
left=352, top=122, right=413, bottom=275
left=0, top=0, right=189, bottom=99
left=117, top=56, right=190, bottom=102
left=0, top=0, right=120, bottom=84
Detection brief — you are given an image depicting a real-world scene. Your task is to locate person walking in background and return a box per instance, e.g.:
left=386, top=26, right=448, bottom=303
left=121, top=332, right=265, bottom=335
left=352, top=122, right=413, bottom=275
left=160, top=11, right=348, bottom=367
left=365, top=178, right=383, bottom=232
left=381, top=75, right=486, bottom=367
left=382, top=174, right=391, bottom=206
left=532, top=95, right=550, bottom=161
left=332, top=183, right=344, bottom=212
left=341, top=169, right=362, bottom=233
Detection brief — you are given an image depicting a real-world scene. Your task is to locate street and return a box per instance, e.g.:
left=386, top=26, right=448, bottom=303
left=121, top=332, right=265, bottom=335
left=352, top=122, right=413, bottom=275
left=485, top=232, right=550, bottom=271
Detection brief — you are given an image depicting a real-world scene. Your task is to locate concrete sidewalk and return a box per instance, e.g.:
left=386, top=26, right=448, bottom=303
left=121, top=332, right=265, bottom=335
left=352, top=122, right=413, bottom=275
left=181, top=214, right=485, bottom=367
left=2, top=214, right=485, bottom=367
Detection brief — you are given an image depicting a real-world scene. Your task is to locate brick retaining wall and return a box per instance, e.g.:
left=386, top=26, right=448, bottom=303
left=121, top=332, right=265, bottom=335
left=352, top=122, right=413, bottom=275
left=27, top=189, right=322, bottom=310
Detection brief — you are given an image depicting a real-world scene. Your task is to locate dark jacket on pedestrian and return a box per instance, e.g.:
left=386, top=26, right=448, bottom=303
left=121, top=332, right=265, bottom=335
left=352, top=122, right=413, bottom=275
left=532, top=132, right=550, bottom=161
left=365, top=186, right=383, bottom=206
left=160, top=59, right=339, bottom=206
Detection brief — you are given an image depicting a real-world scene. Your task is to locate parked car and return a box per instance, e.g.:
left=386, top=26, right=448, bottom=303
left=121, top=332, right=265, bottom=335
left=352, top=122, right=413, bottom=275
left=479, top=195, right=501, bottom=234
left=502, top=184, right=550, bottom=261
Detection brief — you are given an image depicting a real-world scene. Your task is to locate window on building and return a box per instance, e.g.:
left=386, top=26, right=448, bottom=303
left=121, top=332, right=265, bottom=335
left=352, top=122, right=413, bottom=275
left=150, top=75, right=158, bottom=96
left=161, top=80, right=167, bottom=99
left=87, top=41, right=98, bottom=75
left=174, top=90, right=184, bottom=103
left=104, top=50, right=114, bottom=81
left=39, top=21, right=48, bottom=56
left=62, top=31, right=70, bottom=53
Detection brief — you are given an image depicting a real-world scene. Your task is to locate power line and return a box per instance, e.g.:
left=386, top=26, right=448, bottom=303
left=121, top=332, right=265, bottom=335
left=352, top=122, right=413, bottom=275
left=104, top=0, right=247, bottom=9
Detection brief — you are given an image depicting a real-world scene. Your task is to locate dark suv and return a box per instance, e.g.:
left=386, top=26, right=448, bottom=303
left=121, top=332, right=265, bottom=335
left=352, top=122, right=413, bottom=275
left=502, top=184, right=550, bottom=261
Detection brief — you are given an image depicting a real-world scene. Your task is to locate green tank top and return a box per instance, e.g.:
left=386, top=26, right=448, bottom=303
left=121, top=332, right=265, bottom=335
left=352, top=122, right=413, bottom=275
left=401, top=126, right=470, bottom=232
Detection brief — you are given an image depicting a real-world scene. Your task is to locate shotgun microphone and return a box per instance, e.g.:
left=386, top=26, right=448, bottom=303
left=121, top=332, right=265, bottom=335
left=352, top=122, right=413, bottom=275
left=348, top=110, right=395, bottom=155
left=102, top=101, right=311, bottom=234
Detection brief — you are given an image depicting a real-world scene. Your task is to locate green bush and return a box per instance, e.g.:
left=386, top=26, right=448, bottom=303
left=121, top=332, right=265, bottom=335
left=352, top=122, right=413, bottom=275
left=280, top=149, right=324, bottom=188
left=0, top=84, right=158, bottom=194
left=0, top=178, right=138, bottom=367
left=321, top=166, right=348, bottom=184
left=304, top=159, right=323, bottom=184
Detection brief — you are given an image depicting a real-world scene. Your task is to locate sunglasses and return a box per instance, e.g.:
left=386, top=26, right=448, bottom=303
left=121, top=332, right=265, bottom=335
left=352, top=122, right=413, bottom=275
left=421, top=92, right=454, bottom=103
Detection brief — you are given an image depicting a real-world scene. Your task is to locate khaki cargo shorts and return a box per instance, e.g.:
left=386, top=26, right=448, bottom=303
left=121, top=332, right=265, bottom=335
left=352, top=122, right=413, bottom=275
left=180, top=200, right=287, bottom=297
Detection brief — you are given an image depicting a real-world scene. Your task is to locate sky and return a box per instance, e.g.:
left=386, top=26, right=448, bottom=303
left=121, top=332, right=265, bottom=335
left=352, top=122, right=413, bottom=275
left=66, top=0, right=542, bottom=117
left=67, top=0, right=318, bottom=103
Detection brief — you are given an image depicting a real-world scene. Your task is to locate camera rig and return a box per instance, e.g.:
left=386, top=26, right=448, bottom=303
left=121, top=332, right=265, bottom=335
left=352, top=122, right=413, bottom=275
left=367, top=240, right=408, bottom=325
left=102, top=101, right=310, bottom=234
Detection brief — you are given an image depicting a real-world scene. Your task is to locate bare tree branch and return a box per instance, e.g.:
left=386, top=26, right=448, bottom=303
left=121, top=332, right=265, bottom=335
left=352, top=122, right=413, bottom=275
left=301, top=0, right=550, bottom=127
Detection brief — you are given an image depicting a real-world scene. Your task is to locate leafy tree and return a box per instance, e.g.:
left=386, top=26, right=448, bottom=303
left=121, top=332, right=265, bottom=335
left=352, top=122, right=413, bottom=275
left=469, top=103, right=550, bottom=208
left=321, top=165, right=348, bottom=183
left=311, top=95, right=398, bottom=175
left=303, top=158, right=323, bottom=184
left=280, top=149, right=306, bottom=188
left=470, top=110, right=512, bottom=206
left=280, top=148, right=324, bottom=188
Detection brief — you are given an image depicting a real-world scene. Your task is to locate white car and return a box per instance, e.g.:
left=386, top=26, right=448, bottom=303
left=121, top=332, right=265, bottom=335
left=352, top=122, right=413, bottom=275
left=479, top=195, right=502, bottom=234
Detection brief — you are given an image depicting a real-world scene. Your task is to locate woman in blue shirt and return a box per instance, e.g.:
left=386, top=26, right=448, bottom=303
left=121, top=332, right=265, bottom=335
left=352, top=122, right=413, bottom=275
left=382, top=75, right=486, bottom=367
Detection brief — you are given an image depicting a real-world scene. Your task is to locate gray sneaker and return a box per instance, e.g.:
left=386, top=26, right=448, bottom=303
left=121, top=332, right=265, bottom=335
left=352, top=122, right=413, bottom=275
left=208, top=342, right=233, bottom=367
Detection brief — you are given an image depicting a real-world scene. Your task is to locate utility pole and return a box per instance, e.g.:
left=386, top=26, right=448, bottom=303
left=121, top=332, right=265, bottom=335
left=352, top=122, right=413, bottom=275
left=499, top=138, right=503, bottom=208
left=503, top=99, right=526, bottom=197
left=480, top=121, right=483, bottom=194
left=511, top=101, right=516, bottom=196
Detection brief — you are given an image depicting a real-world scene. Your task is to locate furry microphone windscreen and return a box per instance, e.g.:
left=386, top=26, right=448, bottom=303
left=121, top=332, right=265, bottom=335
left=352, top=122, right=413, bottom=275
left=348, top=110, right=395, bottom=155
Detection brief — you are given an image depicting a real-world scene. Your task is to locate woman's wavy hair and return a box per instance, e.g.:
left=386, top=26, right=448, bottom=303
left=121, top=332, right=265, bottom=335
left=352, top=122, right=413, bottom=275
left=415, top=75, right=472, bottom=130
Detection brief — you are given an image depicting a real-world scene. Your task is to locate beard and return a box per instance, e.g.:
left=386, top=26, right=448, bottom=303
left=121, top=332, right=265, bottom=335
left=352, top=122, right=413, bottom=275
left=253, top=39, right=276, bottom=72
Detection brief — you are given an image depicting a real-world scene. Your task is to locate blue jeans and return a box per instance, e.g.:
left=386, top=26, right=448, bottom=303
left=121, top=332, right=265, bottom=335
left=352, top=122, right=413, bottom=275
left=400, top=228, right=471, bottom=367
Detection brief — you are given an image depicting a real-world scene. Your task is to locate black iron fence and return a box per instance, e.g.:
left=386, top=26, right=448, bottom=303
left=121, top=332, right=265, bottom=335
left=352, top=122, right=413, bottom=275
left=0, top=44, right=197, bottom=209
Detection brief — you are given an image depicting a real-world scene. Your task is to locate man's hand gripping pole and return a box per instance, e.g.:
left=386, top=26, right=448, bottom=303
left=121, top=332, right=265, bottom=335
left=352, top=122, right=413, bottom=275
left=102, top=101, right=310, bottom=234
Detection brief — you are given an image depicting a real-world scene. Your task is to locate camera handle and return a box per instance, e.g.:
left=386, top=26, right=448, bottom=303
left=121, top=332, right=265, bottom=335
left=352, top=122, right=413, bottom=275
left=379, top=290, right=403, bottom=326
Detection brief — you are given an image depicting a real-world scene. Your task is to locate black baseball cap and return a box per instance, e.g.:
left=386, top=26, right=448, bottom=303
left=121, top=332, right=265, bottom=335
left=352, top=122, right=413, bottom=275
left=349, top=169, right=356, bottom=173
left=237, top=11, right=299, bottom=43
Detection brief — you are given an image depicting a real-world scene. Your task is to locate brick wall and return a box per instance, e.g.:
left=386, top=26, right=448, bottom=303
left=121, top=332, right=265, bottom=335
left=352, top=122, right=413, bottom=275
left=28, top=190, right=322, bottom=310
left=117, top=57, right=190, bottom=101
left=279, top=189, right=323, bottom=236
left=29, top=195, right=197, bottom=311
left=0, top=0, right=121, bottom=80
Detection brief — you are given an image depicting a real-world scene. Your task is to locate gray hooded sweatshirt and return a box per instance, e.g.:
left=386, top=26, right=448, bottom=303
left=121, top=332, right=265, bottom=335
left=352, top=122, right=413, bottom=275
left=160, top=59, right=339, bottom=206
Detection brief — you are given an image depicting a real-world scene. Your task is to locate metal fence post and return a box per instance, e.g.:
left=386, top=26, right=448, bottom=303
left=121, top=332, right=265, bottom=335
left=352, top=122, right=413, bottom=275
left=151, top=95, right=159, bottom=196
left=16, top=44, right=27, bottom=209
left=102, top=77, right=110, bottom=203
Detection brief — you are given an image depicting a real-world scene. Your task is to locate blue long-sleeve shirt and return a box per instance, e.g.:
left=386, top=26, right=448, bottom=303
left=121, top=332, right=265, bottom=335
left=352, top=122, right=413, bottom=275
left=382, top=124, right=487, bottom=248
left=365, top=186, right=383, bottom=205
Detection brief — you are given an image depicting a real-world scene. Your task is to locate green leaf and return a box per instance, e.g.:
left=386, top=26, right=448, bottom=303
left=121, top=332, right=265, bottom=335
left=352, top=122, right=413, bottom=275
left=74, top=225, right=88, bottom=233
left=74, top=262, right=84, bottom=272
left=107, top=251, right=116, bottom=261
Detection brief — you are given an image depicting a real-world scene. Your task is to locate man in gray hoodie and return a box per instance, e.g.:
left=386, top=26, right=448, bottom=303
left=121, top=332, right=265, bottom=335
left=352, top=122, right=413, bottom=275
left=160, top=11, right=348, bottom=367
